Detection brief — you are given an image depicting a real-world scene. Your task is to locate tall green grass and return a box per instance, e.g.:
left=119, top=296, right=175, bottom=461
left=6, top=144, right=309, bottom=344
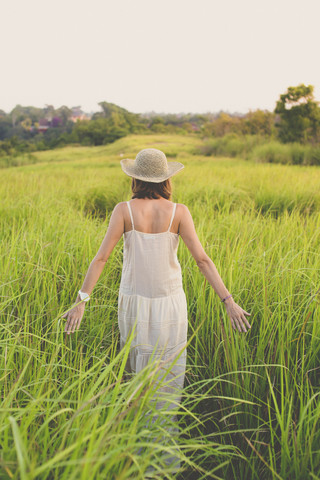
left=250, top=141, right=320, bottom=166
left=199, top=134, right=320, bottom=166
left=1, top=134, right=320, bottom=479
left=199, top=134, right=264, bottom=159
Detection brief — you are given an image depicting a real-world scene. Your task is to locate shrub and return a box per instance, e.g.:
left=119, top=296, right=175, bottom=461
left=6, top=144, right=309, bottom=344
left=199, top=134, right=264, bottom=158
left=250, top=142, right=291, bottom=164
left=250, top=141, right=320, bottom=165
left=289, top=143, right=306, bottom=165
left=303, top=146, right=320, bottom=165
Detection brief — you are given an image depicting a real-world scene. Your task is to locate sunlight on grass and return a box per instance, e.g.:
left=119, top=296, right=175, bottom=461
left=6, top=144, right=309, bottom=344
left=1, top=134, right=320, bottom=479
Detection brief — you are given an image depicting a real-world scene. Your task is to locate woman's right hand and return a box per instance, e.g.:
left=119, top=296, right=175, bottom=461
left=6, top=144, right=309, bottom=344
left=62, top=297, right=86, bottom=335
left=223, top=298, right=251, bottom=332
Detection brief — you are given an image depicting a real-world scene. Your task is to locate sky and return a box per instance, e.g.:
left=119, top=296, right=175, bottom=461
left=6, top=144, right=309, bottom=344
left=1, top=0, right=319, bottom=115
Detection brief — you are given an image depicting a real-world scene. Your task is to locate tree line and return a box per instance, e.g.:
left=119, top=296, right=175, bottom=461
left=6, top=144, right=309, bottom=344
left=0, top=84, right=319, bottom=159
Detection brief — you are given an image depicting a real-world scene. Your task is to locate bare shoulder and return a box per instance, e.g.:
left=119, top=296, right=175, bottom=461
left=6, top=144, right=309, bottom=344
left=176, top=203, right=189, bottom=212
left=114, top=201, right=127, bottom=209
left=108, top=202, right=127, bottom=225
left=176, top=203, right=192, bottom=221
left=112, top=201, right=127, bottom=215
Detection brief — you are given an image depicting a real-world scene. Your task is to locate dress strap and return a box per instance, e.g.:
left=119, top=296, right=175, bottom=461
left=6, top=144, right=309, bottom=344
left=167, top=203, right=177, bottom=232
left=127, top=201, right=135, bottom=230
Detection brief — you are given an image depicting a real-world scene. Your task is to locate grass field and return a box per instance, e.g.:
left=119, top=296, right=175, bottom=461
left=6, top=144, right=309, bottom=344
left=1, top=134, right=320, bottom=479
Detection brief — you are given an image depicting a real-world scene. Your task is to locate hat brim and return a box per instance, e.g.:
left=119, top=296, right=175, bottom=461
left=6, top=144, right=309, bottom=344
left=120, top=158, right=184, bottom=183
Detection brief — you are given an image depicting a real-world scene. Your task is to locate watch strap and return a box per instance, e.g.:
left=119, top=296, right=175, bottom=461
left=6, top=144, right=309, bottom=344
left=78, top=290, right=90, bottom=302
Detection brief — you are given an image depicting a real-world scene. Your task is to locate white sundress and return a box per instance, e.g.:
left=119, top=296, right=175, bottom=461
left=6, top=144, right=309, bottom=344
left=117, top=200, right=188, bottom=469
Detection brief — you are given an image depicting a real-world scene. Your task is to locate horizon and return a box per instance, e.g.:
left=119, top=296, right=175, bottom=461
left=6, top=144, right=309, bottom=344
left=0, top=102, right=277, bottom=117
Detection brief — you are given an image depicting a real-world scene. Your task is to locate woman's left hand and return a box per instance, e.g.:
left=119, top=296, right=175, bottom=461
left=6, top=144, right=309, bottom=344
left=224, top=298, right=251, bottom=333
left=62, top=298, right=86, bottom=334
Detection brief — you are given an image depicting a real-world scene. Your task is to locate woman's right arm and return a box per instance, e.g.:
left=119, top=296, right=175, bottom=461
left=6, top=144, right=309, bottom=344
left=178, top=204, right=251, bottom=333
left=63, top=202, right=125, bottom=335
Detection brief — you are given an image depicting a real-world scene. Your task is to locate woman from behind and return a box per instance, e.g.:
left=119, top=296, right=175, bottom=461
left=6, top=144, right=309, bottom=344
left=63, top=148, right=251, bottom=473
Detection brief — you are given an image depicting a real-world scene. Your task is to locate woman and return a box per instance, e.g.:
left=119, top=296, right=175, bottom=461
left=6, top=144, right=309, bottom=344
left=62, top=148, right=251, bottom=467
left=63, top=148, right=251, bottom=388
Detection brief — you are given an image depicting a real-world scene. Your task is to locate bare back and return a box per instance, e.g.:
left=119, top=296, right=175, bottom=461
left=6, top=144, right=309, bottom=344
left=123, top=197, right=181, bottom=235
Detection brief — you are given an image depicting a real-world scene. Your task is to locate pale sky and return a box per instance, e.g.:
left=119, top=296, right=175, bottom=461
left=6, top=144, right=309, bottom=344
left=1, top=0, right=319, bottom=115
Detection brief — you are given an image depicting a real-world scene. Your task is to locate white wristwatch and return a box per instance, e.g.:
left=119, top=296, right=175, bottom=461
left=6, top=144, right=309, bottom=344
left=78, top=290, right=90, bottom=302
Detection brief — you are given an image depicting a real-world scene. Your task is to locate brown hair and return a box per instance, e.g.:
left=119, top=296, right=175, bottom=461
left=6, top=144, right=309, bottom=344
left=131, top=178, right=172, bottom=200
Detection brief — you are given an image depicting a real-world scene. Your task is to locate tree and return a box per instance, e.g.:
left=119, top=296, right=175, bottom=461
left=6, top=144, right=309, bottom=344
left=10, top=105, right=25, bottom=127
left=243, top=110, right=275, bottom=136
left=0, top=116, right=12, bottom=140
left=97, top=101, right=143, bottom=133
left=56, top=106, right=72, bottom=126
left=274, top=84, right=320, bottom=144
left=202, top=112, right=243, bottom=137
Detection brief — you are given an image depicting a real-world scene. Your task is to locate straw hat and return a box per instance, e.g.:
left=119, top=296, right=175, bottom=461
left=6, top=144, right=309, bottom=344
left=120, top=148, right=184, bottom=183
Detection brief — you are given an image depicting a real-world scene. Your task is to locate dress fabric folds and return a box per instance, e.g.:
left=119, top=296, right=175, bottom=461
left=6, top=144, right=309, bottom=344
left=117, top=200, right=188, bottom=470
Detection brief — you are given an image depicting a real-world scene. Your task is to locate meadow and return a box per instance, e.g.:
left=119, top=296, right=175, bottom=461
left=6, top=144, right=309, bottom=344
left=1, top=133, right=320, bottom=479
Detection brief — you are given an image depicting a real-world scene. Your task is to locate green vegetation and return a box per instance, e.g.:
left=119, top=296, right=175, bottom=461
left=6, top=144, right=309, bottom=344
left=199, top=134, right=320, bottom=166
left=1, top=134, right=320, bottom=479
left=1, top=84, right=319, bottom=164
left=275, top=84, right=320, bottom=144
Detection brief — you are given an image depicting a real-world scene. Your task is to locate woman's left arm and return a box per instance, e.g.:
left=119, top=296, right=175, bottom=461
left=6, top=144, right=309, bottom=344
left=63, top=202, right=125, bottom=334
